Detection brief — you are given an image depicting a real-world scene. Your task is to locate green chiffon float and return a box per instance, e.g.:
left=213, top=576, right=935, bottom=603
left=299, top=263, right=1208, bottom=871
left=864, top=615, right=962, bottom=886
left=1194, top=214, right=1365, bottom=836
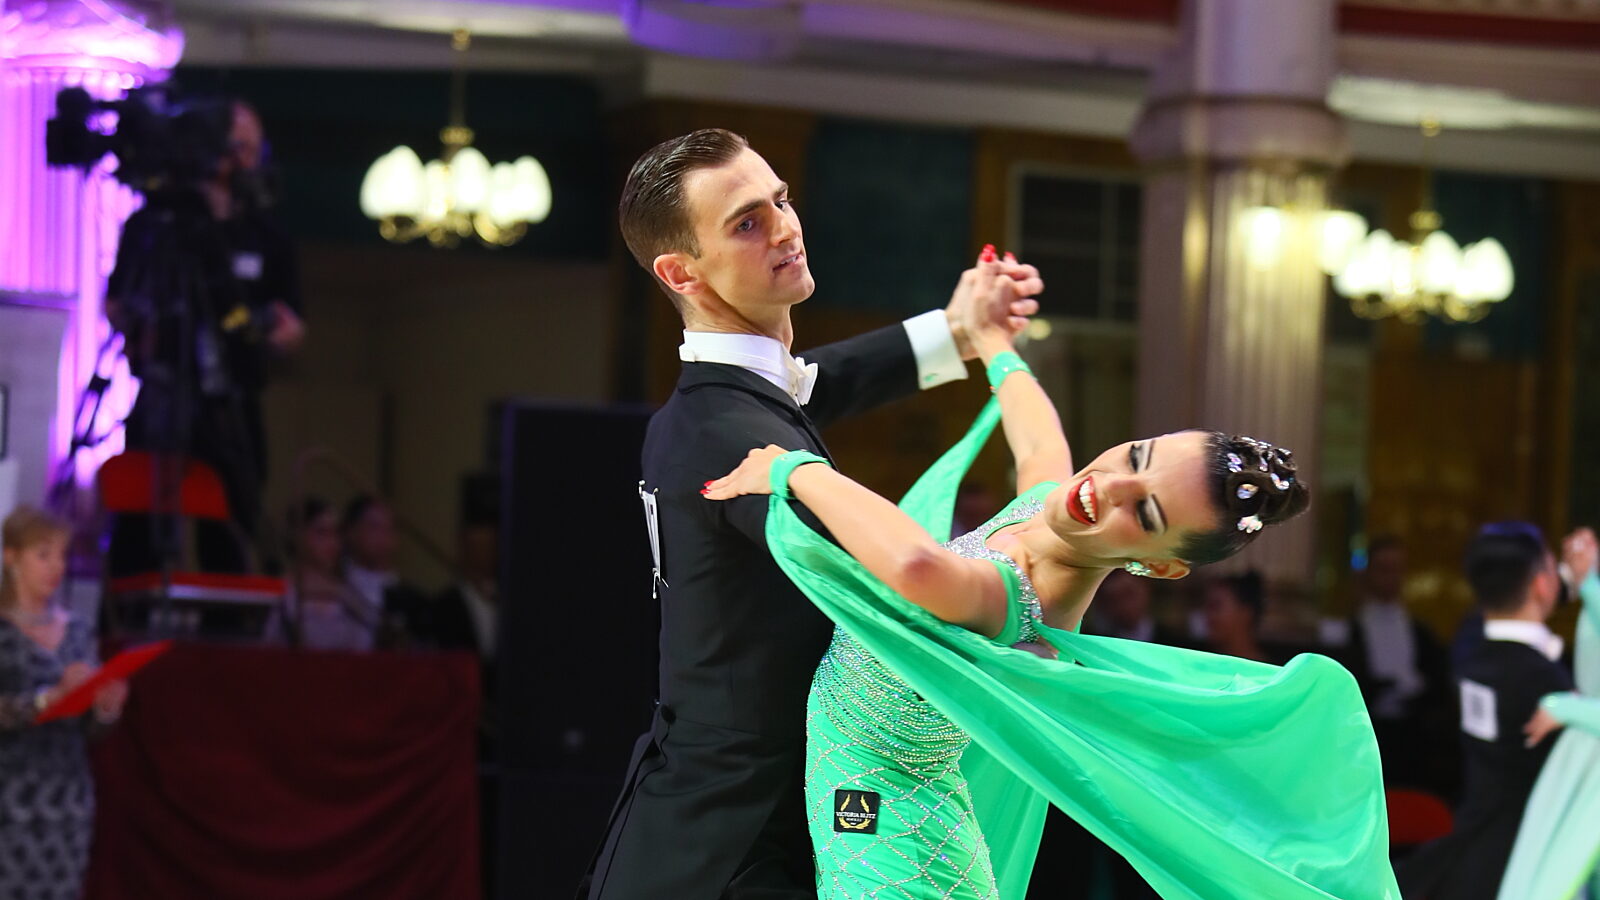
left=767, top=398, right=1401, bottom=899
left=1497, top=571, right=1600, bottom=900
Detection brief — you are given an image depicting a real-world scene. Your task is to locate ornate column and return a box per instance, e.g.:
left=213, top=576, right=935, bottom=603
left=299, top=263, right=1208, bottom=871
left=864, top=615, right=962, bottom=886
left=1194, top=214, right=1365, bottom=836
left=1130, top=0, right=1348, bottom=585
left=0, top=0, right=181, bottom=501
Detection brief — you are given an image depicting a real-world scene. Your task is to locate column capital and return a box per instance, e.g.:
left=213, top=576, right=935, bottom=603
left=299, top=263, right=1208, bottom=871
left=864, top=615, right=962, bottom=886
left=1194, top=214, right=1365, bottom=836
left=1130, top=95, right=1350, bottom=170
left=1132, top=0, right=1347, bottom=169
left=1, top=0, right=182, bottom=79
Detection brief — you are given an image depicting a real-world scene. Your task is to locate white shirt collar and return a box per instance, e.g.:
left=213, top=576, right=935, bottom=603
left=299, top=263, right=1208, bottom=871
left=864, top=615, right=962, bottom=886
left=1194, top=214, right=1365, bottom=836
left=678, top=331, right=816, bottom=404
left=1483, top=618, right=1565, bottom=662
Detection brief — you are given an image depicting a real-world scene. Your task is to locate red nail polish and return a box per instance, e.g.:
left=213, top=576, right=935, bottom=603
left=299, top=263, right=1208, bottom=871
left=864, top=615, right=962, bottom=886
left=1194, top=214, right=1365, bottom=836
left=979, top=244, right=996, bottom=263
left=1003, top=251, right=1017, bottom=263
left=700, top=488, right=710, bottom=495
left=704, top=480, right=714, bottom=487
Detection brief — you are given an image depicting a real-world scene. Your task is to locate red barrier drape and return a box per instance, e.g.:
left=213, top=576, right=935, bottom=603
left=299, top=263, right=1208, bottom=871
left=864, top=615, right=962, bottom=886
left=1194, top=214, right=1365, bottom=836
left=85, top=643, right=481, bottom=900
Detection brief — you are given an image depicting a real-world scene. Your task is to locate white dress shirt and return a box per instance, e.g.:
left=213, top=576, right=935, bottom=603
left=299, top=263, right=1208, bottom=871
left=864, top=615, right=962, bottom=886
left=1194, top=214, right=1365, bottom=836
left=1359, top=598, right=1425, bottom=720
left=344, top=561, right=397, bottom=618
left=1484, top=617, right=1565, bottom=662
left=677, top=309, right=968, bottom=403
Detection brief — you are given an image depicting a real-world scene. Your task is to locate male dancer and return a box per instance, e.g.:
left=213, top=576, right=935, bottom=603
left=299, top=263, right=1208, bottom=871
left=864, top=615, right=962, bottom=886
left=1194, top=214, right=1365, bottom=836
left=579, top=129, right=1041, bottom=899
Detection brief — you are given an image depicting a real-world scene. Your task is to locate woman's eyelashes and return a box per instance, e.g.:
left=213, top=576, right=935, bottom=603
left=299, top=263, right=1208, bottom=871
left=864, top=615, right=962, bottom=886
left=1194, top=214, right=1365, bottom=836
left=1127, top=443, right=1160, bottom=534
left=1135, top=504, right=1155, bottom=533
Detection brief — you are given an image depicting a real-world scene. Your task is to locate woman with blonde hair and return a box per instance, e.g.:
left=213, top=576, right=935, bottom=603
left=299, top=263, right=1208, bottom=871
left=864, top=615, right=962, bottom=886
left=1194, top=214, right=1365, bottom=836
left=0, top=505, right=127, bottom=900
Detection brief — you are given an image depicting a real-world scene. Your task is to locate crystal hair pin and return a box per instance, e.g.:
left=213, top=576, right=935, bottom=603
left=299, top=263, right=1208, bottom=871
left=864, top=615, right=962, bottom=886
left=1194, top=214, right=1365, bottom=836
left=1237, top=484, right=1259, bottom=500
left=1237, top=514, right=1264, bottom=534
left=1270, top=472, right=1291, bottom=491
left=1227, top=453, right=1245, bottom=474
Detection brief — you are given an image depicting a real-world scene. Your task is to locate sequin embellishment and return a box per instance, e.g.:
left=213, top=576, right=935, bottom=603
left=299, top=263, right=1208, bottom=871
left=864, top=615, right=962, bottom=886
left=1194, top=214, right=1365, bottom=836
left=806, top=498, right=1047, bottom=899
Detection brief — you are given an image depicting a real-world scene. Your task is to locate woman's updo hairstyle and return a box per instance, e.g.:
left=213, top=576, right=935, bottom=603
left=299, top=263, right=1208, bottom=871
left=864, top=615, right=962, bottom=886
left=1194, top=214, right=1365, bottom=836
left=1176, top=433, right=1311, bottom=566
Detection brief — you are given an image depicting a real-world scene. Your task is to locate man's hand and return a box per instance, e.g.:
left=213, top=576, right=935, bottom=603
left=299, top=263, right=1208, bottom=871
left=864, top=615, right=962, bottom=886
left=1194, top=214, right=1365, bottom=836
left=945, top=246, right=1043, bottom=361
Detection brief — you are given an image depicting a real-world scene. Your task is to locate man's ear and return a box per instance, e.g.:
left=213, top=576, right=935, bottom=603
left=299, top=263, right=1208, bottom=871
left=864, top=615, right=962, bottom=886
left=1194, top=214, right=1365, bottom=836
left=654, top=252, right=701, bottom=297
left=1138, top=558, right=1191, bottom=581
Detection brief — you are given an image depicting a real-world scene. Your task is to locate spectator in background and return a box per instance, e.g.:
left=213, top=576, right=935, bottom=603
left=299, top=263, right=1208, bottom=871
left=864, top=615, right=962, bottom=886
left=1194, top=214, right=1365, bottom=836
left=1200, top=571, right=1282, bottom=664
left=270, top=497, right=375, bottom=651
left=0, top=506, right=127, bottom=900
left=1340, top=537, right=1452, bottom=793
left=1086, top=568, right=1183, bottom=645
left=1398, top=522, right=1573, bottom=900
left=341, top=495, right=427, bottom=649
left=428, top=518, right=498, bottom=663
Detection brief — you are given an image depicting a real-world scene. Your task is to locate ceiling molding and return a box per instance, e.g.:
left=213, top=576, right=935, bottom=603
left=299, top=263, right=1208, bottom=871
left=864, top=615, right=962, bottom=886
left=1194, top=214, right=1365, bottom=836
left=163, top=0, right=1600, bottom=180
left=1339, top=32, right=1600, bottom=109
left=642, top=54, right=1141, bottom=139
left=642, top=54, right=1600, bottom=181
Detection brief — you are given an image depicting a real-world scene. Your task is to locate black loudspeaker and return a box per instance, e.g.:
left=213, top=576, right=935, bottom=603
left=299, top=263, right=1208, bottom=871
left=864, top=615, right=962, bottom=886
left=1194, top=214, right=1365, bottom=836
left=494, top=403, right=659, bottom=898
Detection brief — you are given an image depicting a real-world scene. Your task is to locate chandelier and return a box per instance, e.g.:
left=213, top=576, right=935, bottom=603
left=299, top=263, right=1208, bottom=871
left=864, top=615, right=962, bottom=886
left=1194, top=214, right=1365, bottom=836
left=1321, top=121, right=1513, bottom=323
left=359, top=30, right=551, bottom=248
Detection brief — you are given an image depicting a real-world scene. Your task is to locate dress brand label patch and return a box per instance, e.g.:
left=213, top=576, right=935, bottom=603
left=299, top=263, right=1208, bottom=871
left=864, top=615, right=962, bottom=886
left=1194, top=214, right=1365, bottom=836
left=833, top=789, right=880, bottom=834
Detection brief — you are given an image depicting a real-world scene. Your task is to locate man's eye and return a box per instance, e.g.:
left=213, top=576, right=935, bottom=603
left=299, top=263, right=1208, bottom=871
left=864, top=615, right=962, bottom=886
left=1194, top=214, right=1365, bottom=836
left=736, top=219, right=754, bottom=233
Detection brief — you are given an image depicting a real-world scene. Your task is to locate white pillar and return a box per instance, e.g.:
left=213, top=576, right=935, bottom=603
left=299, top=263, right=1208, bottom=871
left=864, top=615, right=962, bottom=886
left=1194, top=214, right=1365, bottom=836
left=1130, top=0, right=1347, bottom=584
left=0, top=0, right=181, bottom=499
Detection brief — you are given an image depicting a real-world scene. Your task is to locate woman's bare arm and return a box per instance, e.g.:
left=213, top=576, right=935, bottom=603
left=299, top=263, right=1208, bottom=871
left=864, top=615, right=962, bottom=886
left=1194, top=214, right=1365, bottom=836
left=706, top=448, right=1011, bottom=637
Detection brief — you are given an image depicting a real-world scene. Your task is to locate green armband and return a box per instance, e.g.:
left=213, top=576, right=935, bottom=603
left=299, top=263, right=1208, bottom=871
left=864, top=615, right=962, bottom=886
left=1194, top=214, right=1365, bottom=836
left=986, top=351, right=1034, bottom=390
left=770, top=450, right=832, bottom=500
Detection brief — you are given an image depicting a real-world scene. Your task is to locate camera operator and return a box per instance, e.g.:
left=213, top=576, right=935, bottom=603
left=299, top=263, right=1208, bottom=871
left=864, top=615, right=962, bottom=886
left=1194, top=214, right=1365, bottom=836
left=104, top=100, right=304, bottom=572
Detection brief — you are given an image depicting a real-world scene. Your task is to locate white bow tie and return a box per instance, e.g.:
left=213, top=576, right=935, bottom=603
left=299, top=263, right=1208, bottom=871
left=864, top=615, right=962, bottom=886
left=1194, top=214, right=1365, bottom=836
left=785, top=355, right=818, bottom=406
left=678, top=343, right=816, bottom=405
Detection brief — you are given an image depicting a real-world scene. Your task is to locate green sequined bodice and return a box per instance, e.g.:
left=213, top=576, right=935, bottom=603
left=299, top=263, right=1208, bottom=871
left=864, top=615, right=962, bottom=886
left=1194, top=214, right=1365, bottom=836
left=805, top=499, right=1045, bottom=899
left=811, top=501, right=1044, bottom=770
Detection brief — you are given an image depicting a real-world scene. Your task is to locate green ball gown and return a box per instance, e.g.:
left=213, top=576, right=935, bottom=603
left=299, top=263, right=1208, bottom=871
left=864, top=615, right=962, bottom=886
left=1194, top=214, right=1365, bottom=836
left=773, top=398, right=1401, bottom=900
left=1497, top=570, right=1600, bottom=900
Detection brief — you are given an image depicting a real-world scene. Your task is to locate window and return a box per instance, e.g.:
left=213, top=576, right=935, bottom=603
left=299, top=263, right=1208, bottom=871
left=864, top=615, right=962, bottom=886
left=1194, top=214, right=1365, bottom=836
left=1009, top=168, right=1141, bottom=323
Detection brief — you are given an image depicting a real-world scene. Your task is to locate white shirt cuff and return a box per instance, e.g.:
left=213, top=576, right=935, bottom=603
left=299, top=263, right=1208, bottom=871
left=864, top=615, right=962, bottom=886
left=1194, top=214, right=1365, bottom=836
left=902, top=310, right=967, bottom=390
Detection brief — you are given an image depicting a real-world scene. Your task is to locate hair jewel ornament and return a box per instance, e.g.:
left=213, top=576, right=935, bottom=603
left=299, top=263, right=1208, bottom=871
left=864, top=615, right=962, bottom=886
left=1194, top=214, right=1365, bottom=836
left=1124, top=561, right=1154, bottom=578
left=1237, top=515, right=1264, bottom=534
left=1270, top=472, right=1292, bottom=492
left=1226, top=453, right=1245, bottom=474
left=1236, top=484, right=1259, bottom=501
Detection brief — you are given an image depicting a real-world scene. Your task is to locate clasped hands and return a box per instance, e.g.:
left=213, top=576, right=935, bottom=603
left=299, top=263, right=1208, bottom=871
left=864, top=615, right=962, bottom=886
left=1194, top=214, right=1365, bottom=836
left=945, top=245, right=1043, bottom=360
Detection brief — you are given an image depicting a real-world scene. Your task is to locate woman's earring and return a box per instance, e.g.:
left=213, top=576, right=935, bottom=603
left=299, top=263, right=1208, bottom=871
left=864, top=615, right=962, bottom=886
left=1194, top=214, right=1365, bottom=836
left=1124, top=561, right=1154, bottom=578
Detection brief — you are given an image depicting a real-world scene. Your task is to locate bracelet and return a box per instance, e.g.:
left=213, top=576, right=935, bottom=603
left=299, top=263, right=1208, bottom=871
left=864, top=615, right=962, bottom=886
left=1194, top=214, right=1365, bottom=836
left=986, top=351, right=1034, bottom=390
left=769, top=450, right=832, bottom=500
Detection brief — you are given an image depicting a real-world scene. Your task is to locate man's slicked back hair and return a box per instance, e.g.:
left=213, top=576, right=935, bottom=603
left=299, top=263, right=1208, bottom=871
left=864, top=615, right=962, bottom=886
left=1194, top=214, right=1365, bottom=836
left=618, top=128, right=750, bottom=304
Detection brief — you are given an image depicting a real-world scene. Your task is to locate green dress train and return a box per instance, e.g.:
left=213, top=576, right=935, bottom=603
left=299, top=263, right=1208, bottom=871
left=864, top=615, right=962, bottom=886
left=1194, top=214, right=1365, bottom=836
left=778, top=399, right=1401, bottom=900
left=1496, top=570, right=1600, bottom=900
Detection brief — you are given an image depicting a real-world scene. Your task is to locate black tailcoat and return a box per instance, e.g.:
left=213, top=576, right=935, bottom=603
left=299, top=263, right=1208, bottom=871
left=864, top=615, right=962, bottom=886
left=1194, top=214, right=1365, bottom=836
left=581, top=324, right=925, bottom=899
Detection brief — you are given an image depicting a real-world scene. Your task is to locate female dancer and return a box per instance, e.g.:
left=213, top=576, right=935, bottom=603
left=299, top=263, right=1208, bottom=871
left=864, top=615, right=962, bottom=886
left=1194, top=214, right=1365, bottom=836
left=707, top=260, right=1398, bottom=899
left=1497, top=526, right=1600, bottom=900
